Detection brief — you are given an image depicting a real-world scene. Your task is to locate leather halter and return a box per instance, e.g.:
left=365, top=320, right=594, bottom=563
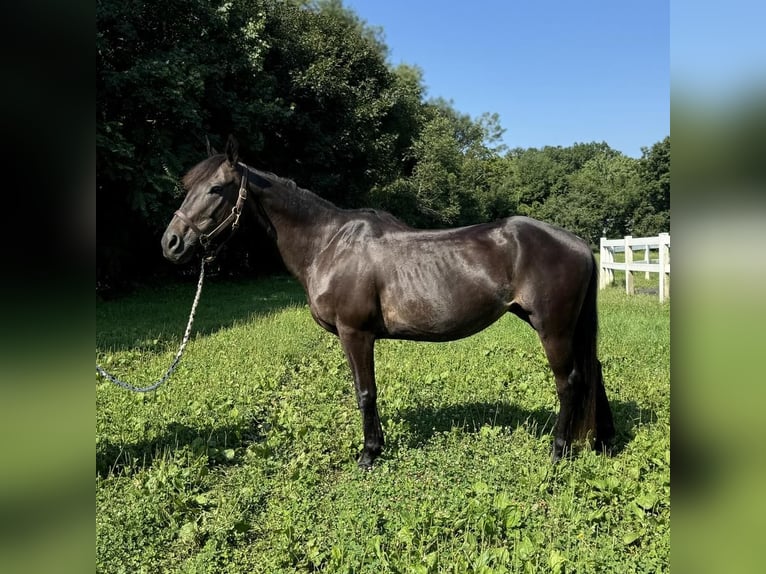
left=174, top=164, right=249, bottom=262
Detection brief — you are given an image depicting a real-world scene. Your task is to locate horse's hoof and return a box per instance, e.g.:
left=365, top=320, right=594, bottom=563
left=593, top=439, right=614, bottom=456
left=551, top=438, right=567, bottom=463
left=357, top=450, right=378, bottom=470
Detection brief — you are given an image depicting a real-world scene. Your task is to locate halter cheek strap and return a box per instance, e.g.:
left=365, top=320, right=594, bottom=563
left=173, top=209, right=204, bottom=239
left=174, top=164, right=249, bottom=262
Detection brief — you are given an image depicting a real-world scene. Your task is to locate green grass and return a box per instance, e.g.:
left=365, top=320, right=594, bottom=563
left=97, top=275, right=669, bottom=573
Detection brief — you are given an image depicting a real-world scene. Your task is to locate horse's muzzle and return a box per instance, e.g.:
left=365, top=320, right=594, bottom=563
left=161, top=227, right=194, bottom=264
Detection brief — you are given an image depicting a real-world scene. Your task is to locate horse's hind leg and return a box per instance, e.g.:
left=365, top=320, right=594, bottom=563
left=338, top=327, right=384, bottom=469
left=539, top=334, right=579, bottom=462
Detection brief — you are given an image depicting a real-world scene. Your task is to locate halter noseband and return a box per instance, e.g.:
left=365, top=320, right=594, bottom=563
left=174, top=164, right=249, bottom=262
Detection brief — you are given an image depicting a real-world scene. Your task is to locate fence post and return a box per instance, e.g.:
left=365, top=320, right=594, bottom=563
left=659, top=232, right=670, bottom=302
left=624, top=235, right=634, bottom=295
left=599, top=237, right=606, bottom=289
left=644, top=244, right=651, bottom=279
left=606, top=242, right=614, bottom=285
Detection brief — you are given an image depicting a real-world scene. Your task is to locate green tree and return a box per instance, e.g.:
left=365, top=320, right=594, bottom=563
left=554, top=153, right=642, bottom=245
left=632, top=136, right=670, bottom=236
left=371, top=103, right=505, bottom=227
left=97, top=0, right=423, bottom=284
left=97, top=0, right=272, bottom=283
left=502, top=142, right=616, bottom=217
left=257, top=0, right=403, bottom=203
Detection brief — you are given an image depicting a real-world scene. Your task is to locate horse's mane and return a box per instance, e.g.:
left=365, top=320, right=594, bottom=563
left=182, top=155, right=227, bottom=190
left=256, top=171, right=412, bottom=229
left=253, top=169, right=341, bottom=216
left=181, top=155, right=410, bottom=228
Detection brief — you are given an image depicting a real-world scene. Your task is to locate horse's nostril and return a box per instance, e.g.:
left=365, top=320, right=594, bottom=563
left=165, top=232, right=184, bottom=255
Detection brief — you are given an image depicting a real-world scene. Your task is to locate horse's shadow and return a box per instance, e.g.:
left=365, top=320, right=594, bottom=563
left=393, top=399, right=656, bottom=456
left=97, top=399, right=657, bottom=477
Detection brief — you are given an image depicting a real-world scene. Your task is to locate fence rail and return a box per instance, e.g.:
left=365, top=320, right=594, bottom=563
left=599, top=233, right=670, bottom=302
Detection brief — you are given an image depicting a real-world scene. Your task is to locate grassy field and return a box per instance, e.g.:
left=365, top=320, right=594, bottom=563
left=96, top=271, right=669, bottom=573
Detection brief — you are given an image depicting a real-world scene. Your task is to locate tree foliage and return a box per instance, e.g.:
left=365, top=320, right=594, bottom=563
left=633, top=136, right=671, bottom=236
left=97, top=0, right=669, bottom=286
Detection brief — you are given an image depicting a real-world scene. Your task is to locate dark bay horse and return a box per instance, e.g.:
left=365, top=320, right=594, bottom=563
left=162, top=137, right=615, bottom=468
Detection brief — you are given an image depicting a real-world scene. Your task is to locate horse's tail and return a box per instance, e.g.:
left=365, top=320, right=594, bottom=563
left=571, top=253, right=615, bottom=450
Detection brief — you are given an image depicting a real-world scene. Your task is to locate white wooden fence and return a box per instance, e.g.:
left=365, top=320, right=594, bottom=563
left=599, top=233, right=670, bottom=302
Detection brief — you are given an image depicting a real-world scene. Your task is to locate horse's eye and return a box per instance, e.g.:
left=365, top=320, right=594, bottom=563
left=209, top=185, right=223, bottom=194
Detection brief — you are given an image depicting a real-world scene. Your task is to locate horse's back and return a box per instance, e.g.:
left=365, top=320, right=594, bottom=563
left=504, top=216, right=591, bottom=254
left=306, top=212, right=592, bottom=340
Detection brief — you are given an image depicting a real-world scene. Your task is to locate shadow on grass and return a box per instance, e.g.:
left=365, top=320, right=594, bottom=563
left=96, top=274, right=307, bottom=352
left=610, top=399, right=661, bottom=454
left=394, top=399, right=657, bottom=456
left=97, top=419, right=265, bottom=478
left=97, top=399, right=658, bottom=478
left=396, top=401, right=557, bottom=446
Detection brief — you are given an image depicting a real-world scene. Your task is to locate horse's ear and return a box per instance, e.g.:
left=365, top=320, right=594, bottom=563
left=205, top=136, right=218, bottom=157
left=225, top=134, right=239, bottom=166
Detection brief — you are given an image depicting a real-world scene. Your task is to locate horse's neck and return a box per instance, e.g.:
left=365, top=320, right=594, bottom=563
left=256, top=180, right=345, bottom=285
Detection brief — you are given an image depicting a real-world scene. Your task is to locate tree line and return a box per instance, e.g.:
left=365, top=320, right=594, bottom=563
left=97, top=0, right=669, bottom=288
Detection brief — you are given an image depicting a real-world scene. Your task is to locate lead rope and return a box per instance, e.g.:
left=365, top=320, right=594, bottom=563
left=96, top=259, right=206, bottom=392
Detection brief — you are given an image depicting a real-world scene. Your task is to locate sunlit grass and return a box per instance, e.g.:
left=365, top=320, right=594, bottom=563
left=97, top=274, right=669, bottom=573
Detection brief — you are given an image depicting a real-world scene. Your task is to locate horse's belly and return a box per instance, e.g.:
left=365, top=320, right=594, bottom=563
left=379, top=289, right=507, bottom=342
left=373, top=243, right=513, bottom=341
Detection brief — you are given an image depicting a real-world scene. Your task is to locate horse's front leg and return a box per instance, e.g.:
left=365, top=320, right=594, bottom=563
left=338, top=327, right=384, bottom=469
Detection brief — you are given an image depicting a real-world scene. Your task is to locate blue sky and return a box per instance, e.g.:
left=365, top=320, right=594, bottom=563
left=342, top=0, right=669, bottom=158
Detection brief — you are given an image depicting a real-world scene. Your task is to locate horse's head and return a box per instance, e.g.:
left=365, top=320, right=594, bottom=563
left=162, top=136, right=248, bottom=264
